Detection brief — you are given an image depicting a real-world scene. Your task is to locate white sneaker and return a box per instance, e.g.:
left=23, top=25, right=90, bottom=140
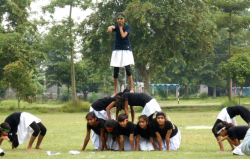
left=233, top=146, right=245, bottom=156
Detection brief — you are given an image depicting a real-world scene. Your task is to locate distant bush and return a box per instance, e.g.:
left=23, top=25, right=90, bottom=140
left=60, top=100, right=90, bottom=113
left=39, top=107, right=50, bottom=113
left=200, top=92, right=208, bottom=99
left=157, top=89, right=167, bottom=100
left=88, top=93, right=101, bottom=103
left=220, top=99, right=238, bottom=109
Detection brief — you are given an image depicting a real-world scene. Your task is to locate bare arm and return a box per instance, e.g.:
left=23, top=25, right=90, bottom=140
left=79, top=128, right=91, bottom=151
left=129, top=134, right=135, bottom=151
left=119, top=25, right=128, bottom=38
left=219, top=136, right=240, bottom=146
left=108, top=26, right=115, bottom=33
left=165, top=130, right=172, bottom=151
left=100, top=128, right=108, bottom=151
left=106, top=101, right=116, bottom=120
left=150, top=137, right=158, bottom=150
left=119, top=135, right=124, bottom=151
left=130, top=106, right=135, bottom=123
left=124, top=101, right=129, bottom=120
left=135, top=134, right=140, bottom=151
left=155, top=132, right=163, bottom=151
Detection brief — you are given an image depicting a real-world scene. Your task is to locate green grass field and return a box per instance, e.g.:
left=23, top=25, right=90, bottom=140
left=0, top=111, right=249, bottom=159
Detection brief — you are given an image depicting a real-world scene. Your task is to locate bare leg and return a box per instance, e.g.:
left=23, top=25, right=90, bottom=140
left=27, top=135, right=36, bottom=151
left=128, top=75, right=134, bottom=93
left=35, top=135, right=44, bottom=149
left=111, top=78, right=118, bottom=97
left=216, top=136, right=225, bottom=152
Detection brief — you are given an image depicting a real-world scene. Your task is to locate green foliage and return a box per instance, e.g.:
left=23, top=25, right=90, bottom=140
left=220, top=99, right=238, bottom=109
left=200, top=92, right=208, bottom=99
left=0, top=85, right=5, bottom=98
left=157, top=89, right=167, bottom=100
left=60, top=100, right=90, bottom=113
left=87, top=93, right=102, bottom=104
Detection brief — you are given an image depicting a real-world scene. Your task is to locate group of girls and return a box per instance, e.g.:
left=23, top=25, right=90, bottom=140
left=213, top=105, right=250, bottom=156
left=80, top=111, right=181, bottom=151
left=0, top=112, right=47, bottom=151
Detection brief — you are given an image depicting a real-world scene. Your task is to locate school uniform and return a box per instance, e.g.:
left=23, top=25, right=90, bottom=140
left=225, top=126, right=250, bottom=155
left=110, top=24, right=134, bottom=67
left=118, top=121, right=136, bottom=151
left=153, top=120, right=181, bottom=151
left=123, top=92, right=162, bottom=118
left=212, top=105, right=250, bottom=137
left=135, top=124, right=154, bottom=151
left=88, top=119, right=118, bottom=150
left=89, top=96, right=116, bottom=120
left=4, top=112, right=45, bottom=145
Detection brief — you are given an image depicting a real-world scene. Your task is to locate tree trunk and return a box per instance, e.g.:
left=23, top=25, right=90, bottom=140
left=18, top=96, right=20, bottom=110
left=184, top=84, right=188, bottom=99
left=228, top=12, right=233, bottom=101
left=68, top=86, right=70, bottom=102
left=213, top=85, right=216, bottom=99
left=57, top=83, right=60, bottom=100
left=137, top=63, right=150, bottom=95
left=69, top=3, right=77, bottom=105
left=83, top=92, right=88, bottom=101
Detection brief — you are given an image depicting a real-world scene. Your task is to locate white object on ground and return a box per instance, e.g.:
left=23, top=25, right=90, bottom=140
left=47, top=151, right=60, bottom=156
left=69, top=150, right=80, bottom=155
left=233, top=144, right=245, bottom=156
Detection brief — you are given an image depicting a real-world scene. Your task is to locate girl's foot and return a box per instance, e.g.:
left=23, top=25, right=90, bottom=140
left=26, top=148, right=34, bottom=151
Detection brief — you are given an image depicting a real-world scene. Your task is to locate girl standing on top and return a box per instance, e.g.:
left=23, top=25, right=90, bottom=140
left=79, top=112, right=109, bottom=151
left=215, top=121, right=250, bottom=155
left=212, top=105, right=250, bottom=152
left=135, top=115, right=156, bottom=151
left=152, top=112, right=181, bottom=151
left=108, top=12, right=135, bottom=97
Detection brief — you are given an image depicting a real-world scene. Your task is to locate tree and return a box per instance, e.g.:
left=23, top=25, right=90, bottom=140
left=210, top=0, right=250, bottom=100
left=42, top=0, right=90, bottom=105
left=222, top=52, right=250, bottom=104
left=80, top=0, right=216, bottom=94
left=2, top=61, right=43, bottom=109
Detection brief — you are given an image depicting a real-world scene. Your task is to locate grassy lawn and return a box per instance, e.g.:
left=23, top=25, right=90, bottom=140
left=0, top=111, right=249, bottom=159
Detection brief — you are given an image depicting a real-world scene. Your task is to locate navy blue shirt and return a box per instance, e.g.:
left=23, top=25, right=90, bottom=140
left=112, top=24, right=132, bottom=51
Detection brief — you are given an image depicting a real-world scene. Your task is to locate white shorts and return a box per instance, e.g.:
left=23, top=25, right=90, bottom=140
left=142, top=99, right=162, bottom=117
left=90, top=106, right=115, bottom=120
left=122, top=135, right=135, bottom=151
left=155, top=130, right=181, bottom=151
left=110, top=50, right=134, bottom=67
left=17, top=112, right=41, bottom=144
left=139, top=137, right=154, bottom=151
left=217, top=108, right=237, bottom=126
left=91, top=132, right=119, bottom=150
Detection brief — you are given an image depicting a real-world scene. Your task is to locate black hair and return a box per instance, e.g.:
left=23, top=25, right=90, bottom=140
left=156, top=112, right=167, bottom=119
left=215, top=121, right=234, bottom=134
left=115, top=96, right=124, bottom=111
left=86, top=112, right=97, bottom=119
left=138, top=115, right=149, bottom=123
left=123, top=89, right=130, bottom=93
left=116, top=12, right=127, bottom=20
left=118, top=113, right=128, bottom=122
left=104, top=120, right=120, bottom=141
left=8, top=133, right=19, bottom=148
left=0, top=122, right=11, bottom=132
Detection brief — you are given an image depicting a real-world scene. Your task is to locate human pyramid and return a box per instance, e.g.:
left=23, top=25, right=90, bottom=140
left=1, top=12, right=250, bottom=156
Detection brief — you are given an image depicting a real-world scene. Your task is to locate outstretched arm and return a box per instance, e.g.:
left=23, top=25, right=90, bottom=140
left=124, top=101, right=129, bottom=120
left=106, top=101, right=116, bottom=120
left=79, top=128, right=91, bottom=151
left=129, top=134, right=135, bottom=151
left=150, top=137, right=158, bottom=150
left=100, top=128, right=108, bottom=151
left=135, top=134, right=140, bottom=151
left=130, top=106, right=135, bottom=123
left=155, top=132, right=163, bottom=151
left=165, top=130, right=172, bottom=151
left=108, top=26, right=115, bottom=33
left=119, top=135, right=124, bottom=151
